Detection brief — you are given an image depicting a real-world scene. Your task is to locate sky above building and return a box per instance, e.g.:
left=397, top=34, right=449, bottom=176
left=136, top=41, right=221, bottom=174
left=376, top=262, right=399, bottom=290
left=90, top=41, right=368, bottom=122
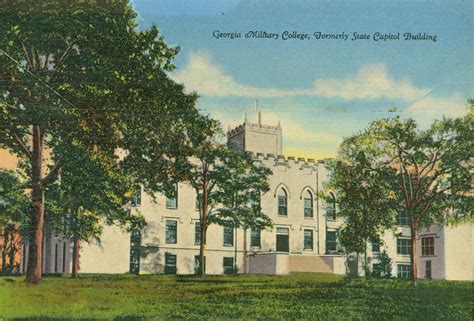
left=132, top=0, right=472, bottom=160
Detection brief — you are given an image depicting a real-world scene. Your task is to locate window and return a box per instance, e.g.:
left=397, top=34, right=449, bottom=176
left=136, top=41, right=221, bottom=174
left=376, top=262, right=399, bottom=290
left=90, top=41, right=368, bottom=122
left=397, top=264, right=411, bottom=279
left=277, top=189, right=288, bottom=216
left=326, top=230, right=337, bottom=253
left=372, top=263, right=383, bottom=276
left=166, top=185, right=178, bottom=209
left=250, top=227, right=261, bottom=247
left=250, top=191, right=260, bottom=213
left=397, top=212, right=411, bottom=226
left=397, top=238, right=411, bottom=255
left=165, top=220, right=177, bottom=244
left=421, top=236, right=434, bottom=256
left=304, top=229, right=313, bottom=250
left=223, top=226, right=234, bottom=246
left=194, top=255, right=206, bottom=274
left=195, top=222, right=202, bottom=245
left=129, top=229, right=141, bottom=274
left=326, top=192, right=336, bottom=220
left=164, top=253, right=177, bottom=274
left=425, top=260, right=432, bottom=279
left=223, top=257, right=234, bottom=274
left=62, top=242, right=67, bottom=273
left=131, top=186, right=141, bottom=206
left=304, top=191, right=313, bottom=218
left=276, top=227, right=289, bottom=252
left=372, top=242, right=381, bottom=253
left=195, top=195, right=200, bottom=211
left=54, top=243, right=58, bottom=273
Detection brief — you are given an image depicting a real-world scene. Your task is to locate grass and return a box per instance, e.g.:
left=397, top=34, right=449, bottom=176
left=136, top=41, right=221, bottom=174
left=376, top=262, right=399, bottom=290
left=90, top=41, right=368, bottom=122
left=0, top=273, right=472, bottom=320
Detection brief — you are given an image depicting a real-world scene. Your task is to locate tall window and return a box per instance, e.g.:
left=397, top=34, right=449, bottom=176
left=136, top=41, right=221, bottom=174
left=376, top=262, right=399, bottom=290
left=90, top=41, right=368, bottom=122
left=164, top=253, right=177, bottom=274
left=194, top=255, right=206, bottom=274
left=250, top=191, right=260, bottom=213
left=166, top=185, right=178, bottom=209
left=276, top=227, right=289, bottom=252
left=250, top=227, right=261, bottom=247
left=195, top=222, right=202, bottom=245
left=195, top=195, right=200, bottom=211
left=326, top=230, right=337, bottom=253
left=421, top=237, right=434, bottom=256
left=372, top=242, right=381, bottom=253
left=131, top=186, right=141, bottom=206
left=304, top=191, right=313, bottom=218
left=223, top=226, right=234, bottom=246
left=129, top=229, right=141, bottom=274
left=425, top=260, right=432, bottom=279
left=397, top=238, right=411, bottom=255
left=62, top=242, right=67, bottom=273
left=304, top=229, right=313, bottom=250
left=397, top=212, right=411, bottom=226
left=397, top=264, right=411, bottom=279
left=165, top=220, right=177, bottom=244
left=326, top=192, right=336, bottom=220
left=278, top=188, right=288, bottom=216
left=223, top=257, right=234, bottom=274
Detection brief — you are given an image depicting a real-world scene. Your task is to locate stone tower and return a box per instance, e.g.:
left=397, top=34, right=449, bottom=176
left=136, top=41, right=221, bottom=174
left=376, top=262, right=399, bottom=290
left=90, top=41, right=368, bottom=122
left=227, top=111, right=283, bottom=156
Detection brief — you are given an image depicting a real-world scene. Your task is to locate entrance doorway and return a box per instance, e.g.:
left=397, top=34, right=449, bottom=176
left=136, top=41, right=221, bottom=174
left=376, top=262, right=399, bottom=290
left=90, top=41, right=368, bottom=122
left=276, top=227, right=289, bottom=252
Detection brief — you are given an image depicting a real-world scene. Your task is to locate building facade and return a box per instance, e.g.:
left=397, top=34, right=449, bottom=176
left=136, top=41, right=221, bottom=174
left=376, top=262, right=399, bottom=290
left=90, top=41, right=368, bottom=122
left=74, top=114, right=472, bottom=280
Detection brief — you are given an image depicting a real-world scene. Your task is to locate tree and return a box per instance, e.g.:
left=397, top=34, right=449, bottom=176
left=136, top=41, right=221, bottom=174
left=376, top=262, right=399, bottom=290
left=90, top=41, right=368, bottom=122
left=0, top=169, right=28, bottom=274
left=187, top=139, right=272, bottom=276
left=0, top=1, right=207, bottom=284
left=324, top=146, right=398, bottom=276
left=210, top=150, right=273, bottom=274
left=45, top=142, right=144, bottom=277
left=340, top=111, right=472, bottom=285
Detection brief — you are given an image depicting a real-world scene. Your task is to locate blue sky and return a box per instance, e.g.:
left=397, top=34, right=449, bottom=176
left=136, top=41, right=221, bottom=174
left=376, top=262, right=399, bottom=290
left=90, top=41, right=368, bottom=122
left=132, top=0, right=473, bottom=159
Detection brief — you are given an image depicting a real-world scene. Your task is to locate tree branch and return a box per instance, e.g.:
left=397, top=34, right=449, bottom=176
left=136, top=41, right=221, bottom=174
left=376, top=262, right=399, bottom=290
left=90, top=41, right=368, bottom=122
left=11, top=131, right=32, bottom=159
left=41, top=159, right=62, bottom=187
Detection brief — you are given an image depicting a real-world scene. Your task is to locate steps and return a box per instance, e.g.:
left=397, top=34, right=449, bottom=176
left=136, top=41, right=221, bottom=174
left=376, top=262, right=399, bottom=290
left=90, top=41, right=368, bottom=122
left=289, top=255, right=333, bottom=273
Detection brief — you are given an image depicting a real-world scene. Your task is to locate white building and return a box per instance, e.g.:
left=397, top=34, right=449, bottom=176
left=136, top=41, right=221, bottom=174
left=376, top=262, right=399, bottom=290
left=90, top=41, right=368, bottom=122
left=41, top=113, right=472, bottom=280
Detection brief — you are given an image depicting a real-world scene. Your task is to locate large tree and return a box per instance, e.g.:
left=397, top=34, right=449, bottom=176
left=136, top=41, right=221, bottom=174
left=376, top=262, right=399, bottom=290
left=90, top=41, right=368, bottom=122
left=324, top=148, right=398, bottom=275
left=0, top=169, right=28, bottom=274
left=45, top=142, right=144, bottom=277
left=187, top=140, right=272, bottom=276
left=338, top=111, right=472, bottom=285
left=0, top=1, right=207, bottom=284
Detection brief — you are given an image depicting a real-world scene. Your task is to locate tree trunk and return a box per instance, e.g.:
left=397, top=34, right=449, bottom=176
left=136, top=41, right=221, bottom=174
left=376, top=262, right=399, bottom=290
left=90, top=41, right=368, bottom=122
left=410, top=222, right=418, bottom=286
left=234, top=225, right=237, bottom=275
left=199, top=224, right=206, bottom=276
left=71, top=235, right=80, bottom=278
left=243, top=227, right=248, bottom=274
left=1, top=227, right=7, bottom=274
left=25, top=125, right=44, bottom=284
left=364, top=240, right=368, bottom=277
left=8, top=225, right=16, bottom=273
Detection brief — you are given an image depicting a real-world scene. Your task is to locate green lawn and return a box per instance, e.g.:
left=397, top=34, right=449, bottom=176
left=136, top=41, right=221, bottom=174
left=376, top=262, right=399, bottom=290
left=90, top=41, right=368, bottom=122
left=0, top=273, right=472, bottom=320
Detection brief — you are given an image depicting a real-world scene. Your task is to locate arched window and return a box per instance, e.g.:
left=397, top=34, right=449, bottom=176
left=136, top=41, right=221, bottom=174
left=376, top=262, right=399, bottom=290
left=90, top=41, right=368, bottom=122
left=327, top=192, right=336, bottom=220
left=277, top=188, right=288, bottom=216
left=303, top=190, right=313, bottom=218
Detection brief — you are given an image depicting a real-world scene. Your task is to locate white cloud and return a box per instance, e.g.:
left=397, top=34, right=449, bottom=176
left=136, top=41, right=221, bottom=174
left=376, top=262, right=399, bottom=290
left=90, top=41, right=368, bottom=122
left=405, top=93, right=469, bottom=119
left=173, top=52, right=430, bottom=101
left=312, top=64, right=430, bottom=101
left=173, top=52, right=290, bottom=97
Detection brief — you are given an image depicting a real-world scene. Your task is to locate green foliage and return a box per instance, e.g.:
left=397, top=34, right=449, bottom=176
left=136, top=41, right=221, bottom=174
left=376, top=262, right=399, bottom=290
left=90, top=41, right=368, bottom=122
left=209, top=149, right=273, bottom=230
left=0, top=274, right=471, bottom=320
left=371, top=250, right=392, bottom=278
left=0, top=0, right=211, bottom=281
left=0, top=169, right=28, bottom=226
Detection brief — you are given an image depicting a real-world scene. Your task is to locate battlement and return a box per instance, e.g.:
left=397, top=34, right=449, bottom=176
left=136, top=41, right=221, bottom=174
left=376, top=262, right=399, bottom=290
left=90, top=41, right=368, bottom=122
left=248, top=151, right=318, bottom=169
left=227, top=121, right=281, bottom=138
